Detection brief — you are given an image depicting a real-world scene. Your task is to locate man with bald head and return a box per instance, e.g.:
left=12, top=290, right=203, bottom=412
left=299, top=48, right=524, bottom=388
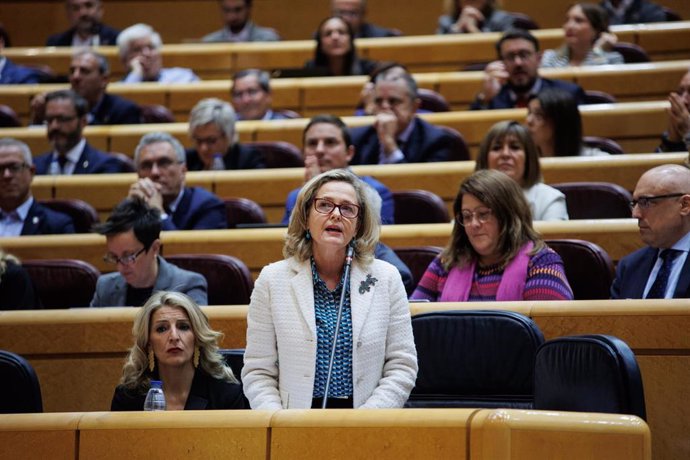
left=611, top=164, right=690, bottom=299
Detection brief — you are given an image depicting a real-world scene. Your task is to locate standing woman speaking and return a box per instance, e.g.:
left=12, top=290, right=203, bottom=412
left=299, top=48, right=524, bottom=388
left=242, top=169, right=417, bottom=409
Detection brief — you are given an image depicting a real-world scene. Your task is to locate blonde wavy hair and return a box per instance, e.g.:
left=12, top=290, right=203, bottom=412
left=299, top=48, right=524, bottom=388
left=119, top=291, right=237, bottom=391
left=283, top=169, right=379, bottom=265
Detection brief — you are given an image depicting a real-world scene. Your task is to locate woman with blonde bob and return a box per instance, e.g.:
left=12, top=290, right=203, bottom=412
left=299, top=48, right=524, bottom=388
left=242, top=169, right=417, bottom=409
left=411, top=170, right=573, bottom=302
left=111, top=291, right=246, bottom=410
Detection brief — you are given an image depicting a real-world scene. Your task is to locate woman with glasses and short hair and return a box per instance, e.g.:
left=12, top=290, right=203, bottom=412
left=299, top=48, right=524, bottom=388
left=90, top=198, right=207, bottom=307
left=242, top=169, right=417, bottom=409
left=411, top=169, right=573, bottom=302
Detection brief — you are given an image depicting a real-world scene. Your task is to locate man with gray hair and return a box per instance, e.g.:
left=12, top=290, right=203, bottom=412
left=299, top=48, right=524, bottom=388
left=350, top=69, right=466, bottom=164
left=46, top=0, right=120, bottom=47
left=231, top=69, right=290, bottom=121
left=128, top=132, right=227, bottom=230
left=185, top=98, right=265, bottom=171
left=0, top=138, right=75, bottom=236
left=117, top=23, right=199, bottom=84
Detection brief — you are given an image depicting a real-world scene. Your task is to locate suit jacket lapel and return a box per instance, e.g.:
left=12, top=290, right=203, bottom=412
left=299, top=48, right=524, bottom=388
left=289, top=258, right=316, bottom=340
left=111, top=275, right=127, bottom=306
left=153, top=257, right=172, bottom=291
left=21, top=202, right=43, bottom=235
left=674, top=253, right=690, bottom=298
left=73, top=144, right=91, bottom=174
left=350, top=262, right=375, bottom=343
left=634, top=248, right=659, bottom=298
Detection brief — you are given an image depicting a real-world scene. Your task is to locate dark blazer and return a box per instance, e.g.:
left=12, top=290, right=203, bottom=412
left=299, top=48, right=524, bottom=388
left=374, top=243, right=414, bottom=295
left=0, top=261, right=37, bottom=310
left=611, top=246, right=690, bottom=299
left=34, top=142, right=127, bottom=175
left=600, top=0, right=666, bottom=25
left=185, top=143, right=266, bottom=171
left=90, top=256, right=208, bottom=307
left=21, top=200, right=75, bottom=235
left=163, top=187, right=228, bottom=231
left=470, top=77, right=587, bottom=110
left=46, top=24, right=120, bottom=46
left=90, top=93, right=141, bottom=125
left=111, top=369, right=248, bottom=411
left=0, top=59, right=45, bottom=84
left=351, top=117, right=463, bottom=164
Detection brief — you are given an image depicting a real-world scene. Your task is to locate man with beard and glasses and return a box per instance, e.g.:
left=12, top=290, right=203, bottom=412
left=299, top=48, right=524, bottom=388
left=33, top=90, right=128, bottom=175
left=471, top=29, right=587, bottom=110
left=46, top=0, right=120, bottom=47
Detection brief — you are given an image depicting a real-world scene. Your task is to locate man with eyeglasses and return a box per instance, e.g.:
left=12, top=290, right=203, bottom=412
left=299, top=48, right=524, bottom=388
left=128, top=132, right=228, bottom=230
left=658, top=69, right=690, bottom=153
left=0, top=138, right=75, bottom=236
left=185, top=98, right=265, bottom=171
left=231, top=70, right=291, bottom=121
left=471, top=29, right=586, bottom=110
left=33, top=90, right=128, bottom=175
left=202, top=0, right=280, bottom=43
left=330, top=0, right=399, bottom=38
left=350, top=69, right=467, bottom=165
left=611, top=164, right=690, bottom=299
left=90, top=198, right=207, bottom=307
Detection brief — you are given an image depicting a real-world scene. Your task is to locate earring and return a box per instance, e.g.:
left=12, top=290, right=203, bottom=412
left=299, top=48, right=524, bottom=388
left=148, top=348, right=155, bottom=372
left=193, top=347, right=200, bottom=368
left=305, top=229, right=311, bottom=241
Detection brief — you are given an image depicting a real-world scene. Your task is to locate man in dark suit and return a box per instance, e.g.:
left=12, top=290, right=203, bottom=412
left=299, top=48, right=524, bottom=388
left=90, top=198, right=207, bottom=307
left=0, top=31, right=46, bottom=84
left=46, top=0, right=120, bottom=47
left=185, top=98, right=265, bottom=171
left=0, top=138, right=75, bottom=237
left=30, top=50, right=141, bottom=126
left=471, top=29, right=587, bottom=110
left=331, top=0, right=399, bottom=38
left=350, top=70, right=467, bottom=164
left=231, top=69, right=291, bottom=121
left=611, top=165, right=690, bottom=299
left=33, top=90, right=127, bottom=175
left=129, top=132, right=228, bottom=231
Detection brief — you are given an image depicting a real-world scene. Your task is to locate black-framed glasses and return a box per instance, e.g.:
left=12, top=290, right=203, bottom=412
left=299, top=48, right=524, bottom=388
left=103, top=247, right=146, bottom=266
left=44, top=115, right=78, bottom=125
left=0, top=163, right=29, bottom=175
left=629, top=193, right=687, bottom=210
left=457, top=208, right=493, bottom=226
left=502, top=50, right=535, bottom=63
left=313, top=198, right=360, bottom=219
left=138, top=157, right=181, bottom=172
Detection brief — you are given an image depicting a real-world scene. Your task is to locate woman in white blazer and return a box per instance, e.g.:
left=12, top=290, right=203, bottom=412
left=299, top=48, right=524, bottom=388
left=242, top=169, right=418, bottom=409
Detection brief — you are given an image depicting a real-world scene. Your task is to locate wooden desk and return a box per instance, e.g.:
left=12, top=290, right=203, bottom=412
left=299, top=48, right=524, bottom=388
left=0, top=412, right=81, bottom=460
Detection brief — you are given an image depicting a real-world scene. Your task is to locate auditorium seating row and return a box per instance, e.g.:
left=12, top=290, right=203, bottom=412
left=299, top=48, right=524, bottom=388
left=25, top=153, right=689, bottom=223
left=4, top=22, right=690, bottom=79
left=1, top=102, right=678, bottom=164
left=3, top=60, right=688, bottom=123
left=0, top=408, right=650, bottom=460
left=0, top=300, right=684, bottom=458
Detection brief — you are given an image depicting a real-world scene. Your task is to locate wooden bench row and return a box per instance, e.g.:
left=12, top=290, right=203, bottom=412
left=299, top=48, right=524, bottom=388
left=26, top=153, right=688, bottom=223
left=0, top=101, right=676, bottom=163
left=4, top=22, right=690, bottom=79
left=2, top=300, right=684, bottom=458
left=3, top=60, right=688, bottom=123
left=0, top=408, right=650, bottom=460
left=0, top=220, right=648, bottom=278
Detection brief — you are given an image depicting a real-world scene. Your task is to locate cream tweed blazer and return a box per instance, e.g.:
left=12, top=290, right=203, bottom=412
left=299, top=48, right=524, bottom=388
left=242, top=256, right=418, bottom=409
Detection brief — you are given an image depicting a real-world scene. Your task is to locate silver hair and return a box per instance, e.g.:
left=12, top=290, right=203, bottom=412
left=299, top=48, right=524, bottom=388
left=374, top=68, right=419, bottom=100
left=188, top=98, right=238, bottom=144
left=72, top=48, right=110, bottom=75
left=134, top=132, right=186, bottom=166
left=0, top=138, right=33, bottom=166
left=116, top=23, right=163, bottom=60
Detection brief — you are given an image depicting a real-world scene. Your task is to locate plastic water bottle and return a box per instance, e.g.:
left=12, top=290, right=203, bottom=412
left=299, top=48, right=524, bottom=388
left=143, top=380, right=166, bottom=411
left=211, top=153, right=225, bottom=171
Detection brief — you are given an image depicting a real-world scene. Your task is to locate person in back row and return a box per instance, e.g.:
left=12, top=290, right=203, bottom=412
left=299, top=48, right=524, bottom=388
left=129, top=132, right=228, bottom=230
left=231, top=69, right=292, bottom=121
left=46, top=0, right=120, bottom=47
left=330, top=0, right=400, bottom=38
left=202, top=0, right=280, bottom=43
left=91, top=198, right=208, bottom=307
left=658, top=69, right=690, bottom=153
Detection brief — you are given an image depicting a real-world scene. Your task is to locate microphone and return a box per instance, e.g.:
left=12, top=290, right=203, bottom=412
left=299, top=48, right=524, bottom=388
left=321, top=242, right=355, bottom=409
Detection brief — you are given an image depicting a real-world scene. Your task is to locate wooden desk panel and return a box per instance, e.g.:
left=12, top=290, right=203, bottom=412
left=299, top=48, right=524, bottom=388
left=0, top=413, right=81, bottom=460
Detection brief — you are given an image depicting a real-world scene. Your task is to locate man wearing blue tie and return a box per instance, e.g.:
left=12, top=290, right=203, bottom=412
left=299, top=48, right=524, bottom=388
left=611, top=164, right=690, bottom=299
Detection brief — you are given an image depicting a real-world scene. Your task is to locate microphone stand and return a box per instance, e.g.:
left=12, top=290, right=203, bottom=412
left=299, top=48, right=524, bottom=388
left=321, top=244, right=355, bottom=409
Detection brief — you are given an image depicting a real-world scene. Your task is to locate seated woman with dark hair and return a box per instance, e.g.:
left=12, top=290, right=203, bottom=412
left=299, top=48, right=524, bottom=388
left=475, top=120, right=569, bottom=220
left=305, top=16, right=376, bottom=77
left=526, top=88, right=608, bottom=157
left=411, top=169, right=573, bottom=302
left=540, top=3, right=623, bottom=68
left=0, top=250, right=36, bottom=310
left=111, top=291, right=246, bottom=410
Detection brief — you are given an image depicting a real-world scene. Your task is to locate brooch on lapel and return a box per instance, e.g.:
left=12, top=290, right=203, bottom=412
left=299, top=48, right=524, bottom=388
left=358, top=274, right=378, bottom=294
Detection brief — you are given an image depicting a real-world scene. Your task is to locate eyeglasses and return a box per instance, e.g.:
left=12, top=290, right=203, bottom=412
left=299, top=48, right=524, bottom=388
left=103, top=247, right=146, bottom=266
left=629, top=193, right=687, bottom=210
left=502, top=50, right=535, bottom=63
left=192, top=136, right=222, bottom=146
left=313, top=198, right=360, bottom=219
left=457, top=208, right=493, bottom=226
left=232, top=88, right=262, bottom=99
left=0, top=163, right=29, bottom=175
left=44, top=115, right=78, bottom=125
left=138, top=157, right=181, bottom=172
